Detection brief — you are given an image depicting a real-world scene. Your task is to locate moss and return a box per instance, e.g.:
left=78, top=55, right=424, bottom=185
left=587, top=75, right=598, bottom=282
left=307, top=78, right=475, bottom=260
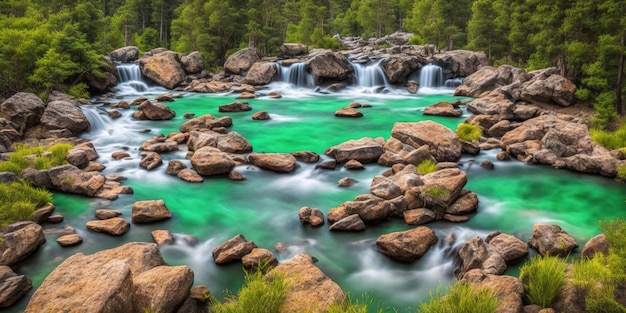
left=455, top=123, right=482, bottom=142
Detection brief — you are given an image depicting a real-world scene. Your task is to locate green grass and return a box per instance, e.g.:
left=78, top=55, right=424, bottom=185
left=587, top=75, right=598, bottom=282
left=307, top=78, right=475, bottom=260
left=455, top=123, right=482, bottom=142
left=617, top=163, right=626, bottom=181
left=424, top=186, right=450, bottom=199
left=0, top=181, right=53, bottom=228
left=417, top=159, right=437, bottom=175
left=326, top=294, right=382, bottom=313
left=572, top=254, right=626, bottom=313
left=417, top=282, right=499, bottom=313
left=590, top=121, right=626, bottom=150
left=0, top=142, right=73, bottom=174
left=519, top=255, right=567, bottom=307
left=211, top=268, right=289, bottom=313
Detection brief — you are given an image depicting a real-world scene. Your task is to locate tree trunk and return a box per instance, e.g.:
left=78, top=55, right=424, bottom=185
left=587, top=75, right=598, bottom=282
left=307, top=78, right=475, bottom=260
left=617, top=32, right=625, bottom=115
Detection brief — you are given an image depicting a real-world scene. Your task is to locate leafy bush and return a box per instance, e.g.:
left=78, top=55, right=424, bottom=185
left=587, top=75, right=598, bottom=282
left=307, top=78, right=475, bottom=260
left=455, top=123, right=482, bottom=142
left=601, top=218, right=626, bottom=275
left=417, top=282, right=499, bottom=313
left=211, top=268, right=289, bottom=313
left=519, top=255, right=567, bottom=307
left=417, top=159, right=437, bottom=175
left=0, top=181, right=53, bottom=228
left=68, top=83, right=90, bottom=99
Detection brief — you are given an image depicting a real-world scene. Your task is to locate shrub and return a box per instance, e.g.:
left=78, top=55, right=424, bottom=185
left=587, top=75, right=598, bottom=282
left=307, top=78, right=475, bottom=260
left=417, top=159, right=437, bottom=175
left=417, top=282, right=499, bottom=313
left=572, top=254, right=626, bottom=313
left=0, top=181, right=53, bottom=228
left=424, top=186, right=450, bottom=199
left=455, top=123, right=482, bottom=142
left=590, top=121, right=626, bottom=150
left=211, top=268, right=289, bottom=313
left=601, top=218, right=626, bottom=275
left=519, top=255, right=567, bottom=307
left=617, top=164, right=626, bottom=181
left=0, top=142, right=72, bottom=174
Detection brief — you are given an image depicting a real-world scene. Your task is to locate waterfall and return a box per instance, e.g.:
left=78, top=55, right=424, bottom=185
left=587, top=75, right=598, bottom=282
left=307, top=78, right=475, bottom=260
left=115, top=63, right=149, bottom=95
left=275, top=62, right=315, bottom=88
left=419, top=64, right=444, bottom=88
left=81, top=106, right=112, bottom=133
left=352, top=59, right=390, bottom=92
left=445, top=78, right=464, bottom=88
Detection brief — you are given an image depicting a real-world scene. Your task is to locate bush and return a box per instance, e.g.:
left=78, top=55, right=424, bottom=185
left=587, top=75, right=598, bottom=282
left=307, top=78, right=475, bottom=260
left=424, top=186, right=450, bottom=199
left=0, top=181, right=53, bottom=228
left=617, top=164, right=626, bottom=181
left=572, top=254, right=626, bottom=313
left=417, top=159, right=437, bottom=175
left=455, top=123, right=482, bottom=142
left=417, top=282, right=499, bottom=313
left=590, top=121, right=626, bottom=150
left=519, top=255, right=567, bottom=307
left=0, top=142, right=72, bottom=174
left=211, top=268, right=289, bottom=313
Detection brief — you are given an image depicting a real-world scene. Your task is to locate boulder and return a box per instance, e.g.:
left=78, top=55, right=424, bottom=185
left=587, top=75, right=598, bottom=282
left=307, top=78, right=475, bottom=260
left=166, top=160, right=187, bottom=176
left=344, top=159, right=364, bottom=170
left=421, top=168, right=468, bottom=216
left=0, top=124, right=20, bottom=153
left=380, top=55, right=421, bottom=84
left=0, top=92, right=45, bottom=135
left=280, top=43, right=308, bottom=57
left=485, top=232, right=529, bottom=263
left=139, top=51, right=186, bottom=89
left=218, top=101, right=252, bottom=112
left=56, top=234, right=83, bottom=247
left=180, top=114, right=232, bottom=132
left=86, top=217, right=131, bottom=236
left=140, top=141, right=179, bottom=153
left=0, top=265, right=32, bottom=308
left=132, top=265, right=194, bottom=313
left=252, top=111, right=271, bottom=120
left=245, top=62, right=278, bottom=85
left=175, top=285, right=211, bottom=313
left=454, top=65, right=528, bottom=97
left=466, top=94, right=516, bottom=119
left=248, top=153, right=298, bottom=173
left=376, top=226, right=438, bottom=263
left=329, top=214, right=366, bottom=231
left=24, top=242, right=166, bottom=313
left=268, top=253, right=345, bottom=313
left=237, top=91, right=256, bottom=99
left=520, top=74, right=576, bottom=107
left=432, top=50, right=488, bottom=79
left=527, top=224, right=578, bottom=257
left=177, top=169, right=204, bottom=183
left=581, top=234, right=609, bottom=259
left=112, top=151, right=131, bottom=160
left=403, top=208, right=436, bottom=225
left=187, top=130, right=252, bottom=154
left=190, top=146, right=235, bottom=176
left=0, top=222, right=45, bottom=266
left=325, top=137, right=385, bottom=164
left=132, top=200, right=172, bottom=224
left=66, top=141, right=99, bottom=169
left=133, top=101, right=176, bottom=120
left=154, top=93, right=175, bottom=102
left=181, top=51, right=204, bottom=74
left=241, top=248, right=278, bottom=270
left=48, top=164, right=105, bottom=197
left=298, top=207, right=325, bottom=227
left=110, top=46, right=139, bottom=62
left=455, top=236, right=507, bottom=278
left=334, top=107, right=363, bottom=117
left=32, top=203, right=55, bottom=224
left=95, top=209, right=122, bottom=220
left=224, top=47, right=260, bottom=75
left=423, top=101, right=463, bottom=117
left=446, top=191, right=479, bottom=215
left=462, top=269, right=524, bottom=313
left=40, top=100, right=90, bottom=137
left=391, top=121, right=462, bottom=162
left=306, top=50, right=354, bottom=85
left=337, top=177, right=357, bottom=187
left=212, top=234, right=257, bottom=265
left=140, top=152, right=163, bottom=170
left=20, top=168, right=52, bottom=189
left=289, top=151, right=319, bottom=163
left=151, top=230, right=174, bottom=246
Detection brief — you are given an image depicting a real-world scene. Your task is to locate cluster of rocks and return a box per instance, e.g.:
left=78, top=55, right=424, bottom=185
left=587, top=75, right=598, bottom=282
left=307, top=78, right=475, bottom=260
left=455, top=65, right=626, bottom=177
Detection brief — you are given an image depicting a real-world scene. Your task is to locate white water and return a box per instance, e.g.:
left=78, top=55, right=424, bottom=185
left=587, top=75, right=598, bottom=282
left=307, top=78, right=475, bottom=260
left=352, top=59, right=391, bottom=93
left=275, top=61, right=315, bottom=89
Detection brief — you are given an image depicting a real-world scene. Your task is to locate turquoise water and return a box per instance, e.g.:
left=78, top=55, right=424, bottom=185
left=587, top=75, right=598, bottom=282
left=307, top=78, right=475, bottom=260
left=8, top=88, right=626, bottom=313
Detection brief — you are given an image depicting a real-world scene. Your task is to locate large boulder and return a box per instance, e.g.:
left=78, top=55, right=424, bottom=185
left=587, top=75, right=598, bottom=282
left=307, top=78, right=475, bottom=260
left=454, top=65, right=529, bottom=97
left=485, top=232, right=529, bottom=263
left=519, top=73, right=576, bottom=107
left=0, top=120, right=20, bottom=152
left=391, top=121, right=462, bottom=162
left=0, top=92, right=45, bottom=135
left=324, top=137, right=385, bottom=164
left=306, top=50, right=354, bottom=85
left=432, top=50, right=488, bottom=79
left=180, top=51, right=204, bottom=74
left=420, top=168, right=468, bottom=216
left=0, top=222, right=45, bottom=266
left=268, top=253, right=345, bottom=313
left=527, top=224, right=578, bottom=257
left=0, top=265, right=32, bottom=308
left=139, top=51, right=186, bottom=89
left=131, top=200, right=172, bottom=224
left=24, top=242, right=166, bottom=313
left=110, top=46, right=139, bottom=62
left=187, top=130, right=252, bottom=154
left=455, top=236, right=507, bottom=278
left=581, top=234, right=609, bottom=259
left=280, top=43, right=308, bottom=57
left=224, top=47, right=260, bottom=75
left=133, top=101, right=176, bottom=120
left=190, top=146, right=235, bottom=176
left=48, top=164, right=105, bottom=197
left=375, top=226, right=438, bottom=263
left=248, top=153, right=298, bottom=173
left=212, top=234, right=257, bottom=265
left=66, top=141, right=99, bottom=169
left=380, top=55, right=421, bottom=84
left=245, top=61, right=278, bottom=85
left=132, top=266, right=194, bottom=313
left=328, top=214, right=366, bottom=231
left=40, top=100, right=90, bottom=137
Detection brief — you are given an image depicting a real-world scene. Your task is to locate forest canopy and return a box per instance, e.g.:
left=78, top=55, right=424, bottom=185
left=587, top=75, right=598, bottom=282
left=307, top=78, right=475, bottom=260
left=0, top=0, right=624, bottom=125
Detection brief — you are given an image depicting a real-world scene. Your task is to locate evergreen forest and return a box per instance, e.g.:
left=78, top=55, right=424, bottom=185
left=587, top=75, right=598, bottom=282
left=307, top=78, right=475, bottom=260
left=0, top=0, right=625, bottom=128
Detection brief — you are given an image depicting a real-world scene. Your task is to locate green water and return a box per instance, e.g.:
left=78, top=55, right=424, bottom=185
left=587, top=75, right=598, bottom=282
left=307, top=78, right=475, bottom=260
left=8, top=91, right=626, bottom=313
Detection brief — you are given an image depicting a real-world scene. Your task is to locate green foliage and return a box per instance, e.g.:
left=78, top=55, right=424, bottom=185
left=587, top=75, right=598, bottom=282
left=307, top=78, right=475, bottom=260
left=455, top=123, right=482, bottom=142
left=0, top=142, right=72, bottom=174
left=572, top=254, right=626, bottom=313
left=417, top=283, right=499, bottom=313
left=590, top=120, right=626, bottom=149
left=326, top=294, right=380, bottom=313
left=416, top=159, right=437, bottom=175
left=68, top=83, right=90, bottom=99
left=519, top=255, right=567, bottom=307
left=424, top=186, right=450, bottom=199
left=601, top=218, right=626, bottom=276
left=211, top=268, right=289, bottom=313
left=617, top=164, right=626, bottom=181
left=0, top=181, right=53, bottom=228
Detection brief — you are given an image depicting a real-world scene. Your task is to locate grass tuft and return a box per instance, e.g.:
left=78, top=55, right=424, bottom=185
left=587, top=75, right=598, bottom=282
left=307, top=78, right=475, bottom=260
left=211, top=267, right=289, bottom=313
left=0, top=181, right=53, bottom=228
left=417, top=159, right=437, bottom=175
left=417, top=282, right=499, bottom=313
left=455, top=123, right=482, bottom=142
left=0, top=142, right=73, bottom=174
left=519, top=255, right=567, bottom=307
left=590, top=121, right=626, bottom=150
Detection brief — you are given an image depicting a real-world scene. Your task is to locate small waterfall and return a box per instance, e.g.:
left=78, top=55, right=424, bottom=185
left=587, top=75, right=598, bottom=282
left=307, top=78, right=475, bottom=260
left=419, top=64, right=444, bottom=88
left=445, top=77, right=464, bottom=88
left=352, top=59, right=390, bottom=92
left=81, top=106, right=112, bottom=133
left=276, top=62, right=315, bottom=88
left=115, top=63, right=149, bottom=94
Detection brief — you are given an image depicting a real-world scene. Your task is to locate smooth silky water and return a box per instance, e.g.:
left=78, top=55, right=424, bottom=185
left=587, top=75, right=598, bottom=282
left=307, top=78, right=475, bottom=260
left=8, top=68, right=626, bottom=313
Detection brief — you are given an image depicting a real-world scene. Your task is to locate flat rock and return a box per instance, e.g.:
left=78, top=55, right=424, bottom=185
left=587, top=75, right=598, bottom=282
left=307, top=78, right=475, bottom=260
left=376, top=226, right=438, bottom=263
left=151, top=230, right=174, bottom=246
left=86, top=217, right=130, bottom=236
left=218, top=101, right=251, bottom=112
left=56, top=234, right=83, bottom=247
left=95, top=209, right=122, bottom=220
left=132, top=200, right=172, bottom=224
left=325, top=137, right=385, bottom=164
left=248, top=153, right=298, bottom=173
left=391, top=121, right=462, bottom=162
left=335, top=107, right=363, bottom=117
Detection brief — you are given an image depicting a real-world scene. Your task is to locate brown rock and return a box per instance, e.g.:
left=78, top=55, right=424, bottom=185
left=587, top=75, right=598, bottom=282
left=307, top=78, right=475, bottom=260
left=132, top=200, right=172, bottom=224
left=0, top=265, right=32, bottom=308
left=486, top=232, right=529, bottom=263
left=47, top=215, right=63, bottom=223
left=224, top=47, right=260, bottom=75
left=335, top=107, right=363, bottom=117
left=139, top=51, right=185, bottom=89
left=446, top=191, right=479, bottom=215
left=112, top=151, right=131, bottom=160
left=245, top=61, right=277, bottom=85
left=0, top=221, right=46, bottom=266
left=132, top=266, right=194, bottom=313
left=337, top=177, right=357, bottom=187
left=329, top=214, right=366, bottom=231
left=423, top=101, right=463, bottom=117
left=151, top=230, right=174, bottom=246
left=325, top=137, right=384, bottom=164
left=291, top=151, right=320, bottom=163
left=392, top=121, right=462, bottom=162
left=443, top=214, right=470, bottom=222
left=376, top=226, right=438, bottom=263
left=32, top=203, right=55, bottom=224
left=40, top=100, right=90, bottom=137
left=248, top=153, right=297, bottom=173
left=166, top=160, right=187, bottom=176
left=298, top=207, right=325, bottom=227
left=462, top=269, right=524, bottom=313
left=177, top=169, right=204, bottom=183
left=344, top=159, right=365, bottom=170
left=212, top=234, right=257, bottom=265
left=110, top=46, right=139, bottom=62
left=218, top=101, right=252, bottom=112
left=455, top=236, right=507, bottom=278
left=56, top=234, right=83, bottom=247
left=581, top=234, right=609, bottom=259
left=95, top=209, right=122, bottom=220
left=403, top=208, right=436, bottom=225
left=306, top=50, right=354, bottom=84
left=86, top=217, right=130, bottom=236
left=252, top=111, right=271, bottom=120
left=242, top=248, right=278, bottom=270
left=133, top=101, right=176, bottom=120
left=140, top=152, right=162, bottom=170
left=190, top=146, right=235, bottom=176
left=0, top=92, right=45, bottom=135
left=228, top=171, right=246, bottom=181
left=527, top=224, right=578, bottom=257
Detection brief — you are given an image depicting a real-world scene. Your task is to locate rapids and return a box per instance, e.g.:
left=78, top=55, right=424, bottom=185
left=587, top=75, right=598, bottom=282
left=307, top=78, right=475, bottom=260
left=7, top=63, right=626, bottom=313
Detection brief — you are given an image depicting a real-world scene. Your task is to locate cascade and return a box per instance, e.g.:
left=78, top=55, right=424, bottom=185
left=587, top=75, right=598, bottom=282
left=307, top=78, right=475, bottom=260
left=275, top=62, right=315, bottom=88
left=445, top=77, right=464, bottom=88
left=419, top=64, right=444, bottom=88
left=115, top=63, right=149, bottom=94
left=352, top=59, right=390, bottom=91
